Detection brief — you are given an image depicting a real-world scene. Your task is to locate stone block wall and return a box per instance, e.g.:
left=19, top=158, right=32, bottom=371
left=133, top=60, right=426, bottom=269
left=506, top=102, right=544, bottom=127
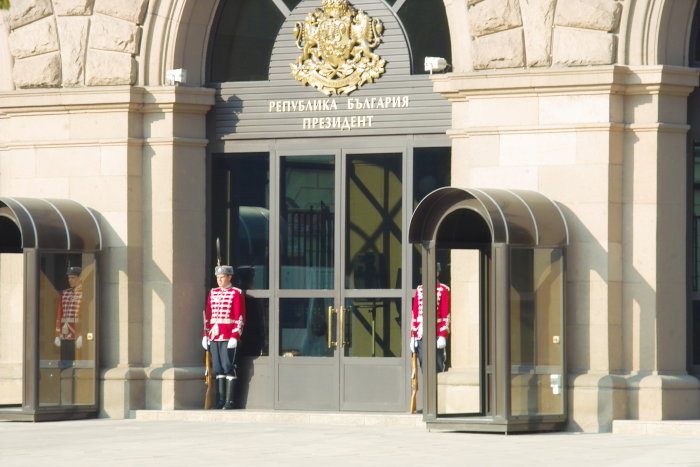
left=468, top=0, right=622, bottom=69
left=7, top=0, right=149, bottom=88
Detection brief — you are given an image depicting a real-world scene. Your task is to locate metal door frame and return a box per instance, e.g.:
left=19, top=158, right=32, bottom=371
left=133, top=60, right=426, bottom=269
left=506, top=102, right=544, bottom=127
left=208, top=134, right=451, bottom=411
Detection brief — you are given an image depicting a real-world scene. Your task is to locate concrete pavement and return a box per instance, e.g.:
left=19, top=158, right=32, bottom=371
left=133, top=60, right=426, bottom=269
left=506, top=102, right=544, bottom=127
left=1, top=415, right=700, bottom=466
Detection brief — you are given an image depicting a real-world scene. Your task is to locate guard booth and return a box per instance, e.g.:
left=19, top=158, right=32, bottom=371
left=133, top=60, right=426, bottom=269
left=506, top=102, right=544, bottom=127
left=0, top=198, right=102, bottom=421
left=409, top=188, right=569, bottom=433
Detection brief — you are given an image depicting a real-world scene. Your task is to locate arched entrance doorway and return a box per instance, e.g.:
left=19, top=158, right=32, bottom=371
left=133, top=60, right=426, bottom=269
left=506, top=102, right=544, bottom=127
left=409, top=188, right=569, bottom=432
left=206, top=0, right=452, bottom=411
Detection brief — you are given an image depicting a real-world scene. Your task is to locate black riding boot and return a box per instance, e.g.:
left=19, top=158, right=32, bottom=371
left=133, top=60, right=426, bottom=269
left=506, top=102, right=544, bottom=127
left=215, top=377, right=226, bottom=409
left=222, top=377, right=237, bottom=410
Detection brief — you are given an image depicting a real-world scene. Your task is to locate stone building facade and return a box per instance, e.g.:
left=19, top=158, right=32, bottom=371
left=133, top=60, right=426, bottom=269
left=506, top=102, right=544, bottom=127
left=1, top=0, right=699, bottom=432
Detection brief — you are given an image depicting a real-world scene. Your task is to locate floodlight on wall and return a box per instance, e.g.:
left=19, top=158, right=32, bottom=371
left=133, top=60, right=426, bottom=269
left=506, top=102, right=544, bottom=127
left=424, top=57, right=449, bottom=74
left=165, top=68, right=187, bottom=85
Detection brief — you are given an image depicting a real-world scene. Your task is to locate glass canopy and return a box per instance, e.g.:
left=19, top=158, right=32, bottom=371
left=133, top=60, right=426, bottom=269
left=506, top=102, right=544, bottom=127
left=0, top=198, right=102, bottom=422
left=409, top=188, right=568, bottom=433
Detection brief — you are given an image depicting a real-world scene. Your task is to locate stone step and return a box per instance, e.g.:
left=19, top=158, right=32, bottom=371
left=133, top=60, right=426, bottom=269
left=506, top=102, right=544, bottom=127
left=613, top=420, right=700, bottom=436
left=131, top=409, right=426, bottom=428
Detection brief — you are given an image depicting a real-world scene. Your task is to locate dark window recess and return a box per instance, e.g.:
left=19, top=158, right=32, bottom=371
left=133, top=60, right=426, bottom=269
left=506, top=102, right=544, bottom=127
left=412, top=147, right=451, bottom=288
left=209, top=0, right=285, bottom=82
left=694, top=301, right=700, bottom=365
left=211, top=153, right=270, bottom=290
left=694, top=142, right=700, bottom=292
left=282, top=0, right=303, bottom=10
left=398, top=0, right=452, bottom=74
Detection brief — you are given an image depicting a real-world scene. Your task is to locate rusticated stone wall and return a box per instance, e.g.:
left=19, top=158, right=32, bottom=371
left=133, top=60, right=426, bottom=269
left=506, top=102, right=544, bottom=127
left=468, top=0, right=622, bottom=69
left=8, top=0, right=148, bottom=88
left=6, top=0, right=628, bottom=87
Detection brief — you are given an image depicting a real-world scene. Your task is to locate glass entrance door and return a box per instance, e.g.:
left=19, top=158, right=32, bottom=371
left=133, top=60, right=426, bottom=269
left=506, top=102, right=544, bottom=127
left=276, top=152, right=405, bottom=411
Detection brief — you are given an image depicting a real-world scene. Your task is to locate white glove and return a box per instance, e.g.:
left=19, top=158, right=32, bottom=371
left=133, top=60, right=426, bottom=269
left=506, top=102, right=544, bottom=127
left=54, top=336, right=61, bottom=347
left=227, top=338, right=238, bottom=349
left=437, top=336, right=447, bottom=349
left=76, top=336, right=83, bottom=349
left=202, top=336, right=209, bottom=350
left=409, top=337, right=416, bottom=353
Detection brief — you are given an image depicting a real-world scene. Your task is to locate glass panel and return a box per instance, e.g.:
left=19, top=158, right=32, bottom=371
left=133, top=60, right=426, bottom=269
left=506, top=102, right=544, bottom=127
left=280, top=155, right=335, bottom=289
left=240, top=297, right=269, bottom=357
left=693, top=300, right=700, bottom=366
left=279, top=297, right=334, bottom=357
left=39, top=253, right=96, bottom=407
left=412, top=147, right=451, bottom=288
left=398, top=0, right=452, bottom=74
left=693, top=142, right=700, bottom=291
left=209, top=0, right=285, bottom=81
left=510, top=248, right=564, bottom=417
left=343, top=298, right=401, bottom=357
left=437, top=250, right=482, bottom=416
left=212, top=153, right=270, bottom=290
left=0, top=253, right=23, bottom=405
left=345, top=153, right=402, bottom=289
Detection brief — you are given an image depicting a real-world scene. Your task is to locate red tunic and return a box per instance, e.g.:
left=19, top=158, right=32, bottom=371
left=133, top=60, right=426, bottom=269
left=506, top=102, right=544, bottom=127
left=410, top=283, right=450, bottom=340
left=203, top=286, right=246, bottom=342
left=55, top=285, right=83, bottom=340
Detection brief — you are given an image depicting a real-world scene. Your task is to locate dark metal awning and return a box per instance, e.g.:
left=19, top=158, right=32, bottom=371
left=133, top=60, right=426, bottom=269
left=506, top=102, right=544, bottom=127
left=409, top=187, right=569, bottom=247
left=0, top=197, right=102, bottom=252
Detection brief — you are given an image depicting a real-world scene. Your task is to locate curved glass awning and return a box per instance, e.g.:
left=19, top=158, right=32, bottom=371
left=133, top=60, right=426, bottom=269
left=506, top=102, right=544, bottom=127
left=0, top=197, right=102, bottom=252
left=409, top=187, right=569, bottom=247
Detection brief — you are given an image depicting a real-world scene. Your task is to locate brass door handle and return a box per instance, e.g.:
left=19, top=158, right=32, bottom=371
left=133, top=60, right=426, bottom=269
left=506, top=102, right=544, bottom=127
left=327, top=306, right=337, bottom=349
left=339, top=306, right=349, bottom=347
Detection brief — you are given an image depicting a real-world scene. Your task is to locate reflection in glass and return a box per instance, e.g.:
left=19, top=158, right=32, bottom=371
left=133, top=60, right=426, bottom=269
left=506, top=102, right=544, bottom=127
left=343, top=298, right=401, bottom=357
left=412, top=147, right=450, bottom=288
left=39, top=253, right=96, bottom=407
left=209, top=0, right=285, bottom=81
left=279, top=298, right=334, bottom=357
left=239, top=297, right=269, bottom=357
left=345, top=154, right=401, bottom=289
left=510, top=249, right=564, bottom=416
left=281, top=156, right=335, bottom=289
left=211, top=153, right=270, bottom=290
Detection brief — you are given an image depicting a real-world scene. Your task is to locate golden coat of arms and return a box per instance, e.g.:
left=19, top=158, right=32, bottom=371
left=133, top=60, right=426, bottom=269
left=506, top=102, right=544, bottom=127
left=291, top=0, right=386, bottom=96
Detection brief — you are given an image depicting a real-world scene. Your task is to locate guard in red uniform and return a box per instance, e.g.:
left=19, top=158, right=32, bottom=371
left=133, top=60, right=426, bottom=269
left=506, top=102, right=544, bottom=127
left=202, top=265, right=246, bottom=409
left=54, top=266, right=83, bottom=367
left=410, top=263, right=450, bottom=372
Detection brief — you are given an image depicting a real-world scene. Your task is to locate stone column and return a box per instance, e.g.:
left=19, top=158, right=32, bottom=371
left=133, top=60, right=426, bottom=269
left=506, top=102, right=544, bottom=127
left=140, top=86, right=214, bottom=410
left=621, top=66, right=700, bottom=421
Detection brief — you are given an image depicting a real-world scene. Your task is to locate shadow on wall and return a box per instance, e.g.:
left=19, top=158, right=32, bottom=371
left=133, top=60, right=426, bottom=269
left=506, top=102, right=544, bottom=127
left=90, top=138, right=208, bottom=412
left=558, top=188, right=692, bottom=432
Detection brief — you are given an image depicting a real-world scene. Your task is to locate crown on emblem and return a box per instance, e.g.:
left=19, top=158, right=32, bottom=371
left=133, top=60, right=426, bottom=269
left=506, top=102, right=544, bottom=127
left=322, top=0, right=350, bottom=14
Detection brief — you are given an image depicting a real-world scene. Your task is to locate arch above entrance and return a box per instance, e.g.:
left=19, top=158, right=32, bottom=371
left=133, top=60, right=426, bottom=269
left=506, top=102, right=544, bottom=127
left=409, top=187, right=569, bottom=248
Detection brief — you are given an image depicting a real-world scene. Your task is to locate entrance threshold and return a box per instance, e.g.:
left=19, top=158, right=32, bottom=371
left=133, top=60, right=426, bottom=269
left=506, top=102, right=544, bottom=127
left=131, top=409, right=425, bottom=428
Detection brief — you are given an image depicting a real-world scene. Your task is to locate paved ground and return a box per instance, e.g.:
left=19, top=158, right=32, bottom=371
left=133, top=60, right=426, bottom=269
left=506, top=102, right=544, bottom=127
left=1, top=418, right=700, bottom=466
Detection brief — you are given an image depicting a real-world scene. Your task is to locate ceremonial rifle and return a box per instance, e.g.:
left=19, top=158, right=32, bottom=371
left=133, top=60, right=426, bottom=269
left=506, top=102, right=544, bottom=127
left=409, top=351, right=418, bottom=414
left=204, top=347, right=215, bottom=409
left=203, top=309, right=215, bottom=409
left=203, top=237, right=222, bottom=409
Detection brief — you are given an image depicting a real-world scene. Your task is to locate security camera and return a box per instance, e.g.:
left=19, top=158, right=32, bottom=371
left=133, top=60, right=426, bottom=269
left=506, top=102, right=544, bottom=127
left=424, top=57, right=448, bottom=74
left=165, top=68, right=187, bottom=85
